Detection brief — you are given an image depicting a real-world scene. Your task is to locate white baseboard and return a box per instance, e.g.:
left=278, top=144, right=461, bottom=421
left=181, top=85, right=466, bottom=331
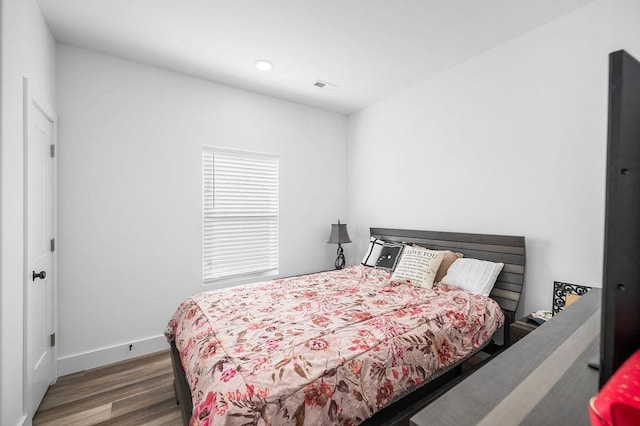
left=57, top=335, right=169, bottom=376
left=18, top=414, right=30, bottom=426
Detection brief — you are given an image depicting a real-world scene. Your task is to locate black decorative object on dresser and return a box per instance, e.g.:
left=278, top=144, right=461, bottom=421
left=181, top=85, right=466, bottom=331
left=552, top=281, right=592, bottom=315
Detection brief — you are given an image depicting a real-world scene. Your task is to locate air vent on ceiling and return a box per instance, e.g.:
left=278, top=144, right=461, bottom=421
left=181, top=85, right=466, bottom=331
left=314, top=80, right=339, bottom=91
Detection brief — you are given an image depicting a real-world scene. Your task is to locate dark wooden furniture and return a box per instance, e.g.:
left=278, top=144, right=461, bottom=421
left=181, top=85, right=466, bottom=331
left=169, top=227, right=527, bottom=426
left=170, top=340, right=192, bottom=425
left=509, top=316, right=541, bottom=346
left=411, top=288, right=601, bottom=426
left=370, top=227, right=526, bottom=345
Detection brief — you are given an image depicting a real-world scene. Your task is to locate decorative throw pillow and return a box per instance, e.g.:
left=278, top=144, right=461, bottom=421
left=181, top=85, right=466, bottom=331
left=391, top=246, right=445, bottom=288
left=375, top=243, right=404, bottom=271
left=435, top=250, right=464, bottom=283
left=361, top=237, right=385, bottom=267
left=440, top=258, right=504, bottom=296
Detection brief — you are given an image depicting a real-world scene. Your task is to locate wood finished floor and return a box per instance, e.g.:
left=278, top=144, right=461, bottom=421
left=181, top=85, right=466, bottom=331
left=33, top=351, right=181, bottom=426
left=32, top=349, right=491, bottom=426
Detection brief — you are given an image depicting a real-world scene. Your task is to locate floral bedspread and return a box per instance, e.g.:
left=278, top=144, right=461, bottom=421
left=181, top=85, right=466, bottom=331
left=166, top=265, right=503, bottom=426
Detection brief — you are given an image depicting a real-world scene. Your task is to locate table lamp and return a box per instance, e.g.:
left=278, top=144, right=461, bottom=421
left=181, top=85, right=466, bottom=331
left=328, top=219, right=351, bottom=270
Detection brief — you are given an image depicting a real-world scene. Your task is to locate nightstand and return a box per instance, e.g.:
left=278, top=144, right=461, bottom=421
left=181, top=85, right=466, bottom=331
left=509, top=316, right=542, bottom=346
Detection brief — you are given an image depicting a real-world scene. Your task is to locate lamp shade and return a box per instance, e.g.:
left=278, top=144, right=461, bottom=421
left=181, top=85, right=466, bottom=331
left=327, top=220, right=351, bottom=244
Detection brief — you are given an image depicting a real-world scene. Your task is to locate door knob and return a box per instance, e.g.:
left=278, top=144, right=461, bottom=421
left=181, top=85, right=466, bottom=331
left=32, top=270, right=46, bottom=281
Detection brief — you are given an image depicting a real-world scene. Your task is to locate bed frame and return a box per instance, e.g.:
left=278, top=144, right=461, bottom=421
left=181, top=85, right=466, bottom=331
left=369, top=228, right=526, bottom=345
left=169, top=228, right=526, bottom=425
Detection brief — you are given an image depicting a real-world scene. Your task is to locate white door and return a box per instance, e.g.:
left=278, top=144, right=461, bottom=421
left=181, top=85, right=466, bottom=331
left=25, top=79, right=57, bottom=417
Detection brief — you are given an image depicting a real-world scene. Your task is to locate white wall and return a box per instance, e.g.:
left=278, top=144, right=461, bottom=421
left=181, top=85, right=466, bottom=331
left=56, top=44, right=347, bottom=373
left=0, top=0, right=56, bottom=425
left=347, top=0, right=640, bottom=317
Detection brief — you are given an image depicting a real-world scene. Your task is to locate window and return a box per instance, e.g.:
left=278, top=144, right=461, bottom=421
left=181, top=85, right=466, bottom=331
left=202, top=147, right=279, bottom=282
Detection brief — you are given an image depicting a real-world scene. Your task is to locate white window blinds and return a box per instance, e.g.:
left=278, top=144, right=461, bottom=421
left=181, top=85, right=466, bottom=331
left=203, top=147, right=279, bottom=281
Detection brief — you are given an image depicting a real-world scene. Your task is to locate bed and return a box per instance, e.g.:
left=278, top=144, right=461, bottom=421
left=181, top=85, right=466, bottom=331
left=166, top=228, right=526, bottom=425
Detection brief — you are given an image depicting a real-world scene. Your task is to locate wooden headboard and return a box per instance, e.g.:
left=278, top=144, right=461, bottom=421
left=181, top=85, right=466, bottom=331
left=370, top=228, right=526, bottom=326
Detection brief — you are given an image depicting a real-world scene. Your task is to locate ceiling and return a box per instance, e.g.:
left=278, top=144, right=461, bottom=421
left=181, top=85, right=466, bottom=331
left=37, top=0, right=595, bottom=115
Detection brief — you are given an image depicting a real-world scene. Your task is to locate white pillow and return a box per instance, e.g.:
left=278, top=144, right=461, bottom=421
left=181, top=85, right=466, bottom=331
left=361, top=237, right=384, bottom=267
left=391, top=246, right=444, bottom=289
left=440, top=258, right=504, bottom=296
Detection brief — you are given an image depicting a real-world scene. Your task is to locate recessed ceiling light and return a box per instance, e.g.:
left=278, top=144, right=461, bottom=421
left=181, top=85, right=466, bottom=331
left=254, top=59, right=273, bottom=71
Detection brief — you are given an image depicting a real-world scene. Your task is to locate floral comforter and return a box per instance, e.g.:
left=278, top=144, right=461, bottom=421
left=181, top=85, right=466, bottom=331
left=165, top=265, right=503, bottom=426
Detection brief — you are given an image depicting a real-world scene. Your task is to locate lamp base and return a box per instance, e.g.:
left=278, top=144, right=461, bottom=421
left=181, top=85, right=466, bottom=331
left=335, top=244, right=346, bottom=270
